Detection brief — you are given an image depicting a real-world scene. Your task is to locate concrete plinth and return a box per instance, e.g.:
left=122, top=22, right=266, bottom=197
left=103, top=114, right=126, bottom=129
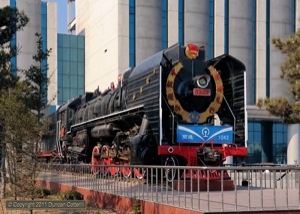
left=173, top=179, right=234, bottom=191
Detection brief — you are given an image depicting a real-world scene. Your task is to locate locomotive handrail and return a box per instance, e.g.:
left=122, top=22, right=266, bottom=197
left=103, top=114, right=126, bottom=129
left=222, top=96, right=236, bottom=144
left=67, top=104, right=144, bottom=134
left=163, top=96, right=175, bottom=144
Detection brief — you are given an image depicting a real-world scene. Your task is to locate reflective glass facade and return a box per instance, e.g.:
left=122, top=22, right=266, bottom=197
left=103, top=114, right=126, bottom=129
left=10, top=0, right=16, bottom=75
left=224, top=0, right=229, bottom=54
left=41, top=2, right=47, bottom=104
left=129, top=0, right=135, bottom=68
left=178, top=0, right=184, bottom=45
left=209, top=0, right=214, bottom=59
left=57, top=34, right=85, bottom=105
left=162, top=0, right=168, bottom=49
left=246, top=121, right=287, bottom=164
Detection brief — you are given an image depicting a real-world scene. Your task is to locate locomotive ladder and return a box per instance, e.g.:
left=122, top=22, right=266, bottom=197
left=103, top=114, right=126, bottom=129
left=56, top=120, right=64, bottom=160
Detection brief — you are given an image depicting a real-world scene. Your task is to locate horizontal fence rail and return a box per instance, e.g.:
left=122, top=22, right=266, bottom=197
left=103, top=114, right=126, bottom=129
left=38, top=164, right=300, bottom=212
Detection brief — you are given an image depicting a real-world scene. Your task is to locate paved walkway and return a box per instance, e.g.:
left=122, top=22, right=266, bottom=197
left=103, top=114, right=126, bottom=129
left=38, top=171, right=300, bottom=213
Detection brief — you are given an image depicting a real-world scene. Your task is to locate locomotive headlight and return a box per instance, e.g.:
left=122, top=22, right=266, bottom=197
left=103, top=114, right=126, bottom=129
left=196, top=75, right=210, bottom=88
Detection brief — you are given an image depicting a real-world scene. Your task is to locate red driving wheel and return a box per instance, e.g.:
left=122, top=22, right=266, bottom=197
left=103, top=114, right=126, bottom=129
left=121, top=162, right=131, bottom=178
left=91, top=146, right=100, bottom=174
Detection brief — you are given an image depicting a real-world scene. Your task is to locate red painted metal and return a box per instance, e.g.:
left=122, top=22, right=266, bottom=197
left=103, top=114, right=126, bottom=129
left=158, top=143, right=247, bottom=180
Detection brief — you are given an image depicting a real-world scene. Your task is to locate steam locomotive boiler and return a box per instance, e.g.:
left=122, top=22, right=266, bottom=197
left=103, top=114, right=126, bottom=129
left=55, top=43, right=247, bottom=180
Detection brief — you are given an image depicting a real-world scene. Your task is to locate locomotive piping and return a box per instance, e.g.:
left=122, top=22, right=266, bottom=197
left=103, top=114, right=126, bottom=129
left=67, top=104, right=144, bottom=134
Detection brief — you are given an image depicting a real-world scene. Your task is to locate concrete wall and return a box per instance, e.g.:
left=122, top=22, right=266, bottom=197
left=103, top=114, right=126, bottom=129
left=287, top=124, right=300, bottom=165
left=256, top=0, right=267, bottom=101
left=76, top=0, right=128, bottom=92
left=0, top=0, right=9, bottom=8
left=135, top=0, right=162, bottom=64
left=0, top=0, right=57, bottom=106
left=269, top=1, right=293, bottom=99
left=229, top=0, right=253, bottom=104
left=118, top=0, right=129, bottom=75
left=214, top=0, right=225, bottom=57
left=47, top=2, right=58, bottom=106
left=16, top=0, right=41, bottom=72
left=184, top=0, right=209, bottom=57
left=297, top=0, right=300, bottom=30
left=168, top=0, right=179, bottom=47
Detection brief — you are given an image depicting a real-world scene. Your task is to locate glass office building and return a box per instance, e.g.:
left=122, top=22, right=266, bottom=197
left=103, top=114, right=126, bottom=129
left=57, top=34, right=85, bottom=105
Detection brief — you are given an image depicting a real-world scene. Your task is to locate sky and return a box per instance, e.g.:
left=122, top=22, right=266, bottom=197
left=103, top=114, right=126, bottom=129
left=46, top=0, right=68, bottom=34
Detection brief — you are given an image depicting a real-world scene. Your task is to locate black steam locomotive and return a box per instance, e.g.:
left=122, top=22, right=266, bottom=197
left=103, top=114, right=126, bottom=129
left=40, top=43, right=247, bottom=180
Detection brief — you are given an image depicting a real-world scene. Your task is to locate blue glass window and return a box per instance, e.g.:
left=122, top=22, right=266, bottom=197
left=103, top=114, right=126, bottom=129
left=209, top=0, right=214, bottom=58
left=247, top=121, right=287, bottom=164
left=70, top=62, right=78, bottom=75
left=63, top=74, right=70, bottom=87
left=70, top=75, right=78, bottom=88
left=224, top=0, right=229, bottom=54
left=162, top=0, right=168, bottom=49
left=78, top=75, right=84, bottom=88
left=70, top=89, right=78, bottom=98
left=78, top=49, right=84, bottom=62
left=57, top=34, right=85, bottom=104
left=10, top=0, right=17, bottom=74
left=62, top=61, right=70, bottom=74
left=63, top=48, right=70, bottom=61
left=63, top=35, right=70, bottom=48
left=78, top=36, right=84, bottom=48
left=129, top=0, right=135, bottom=67
left=178, top=0, right=184, bottom=45
left=63, top=90, right=70, bottom=102
left=78, top=63, right=84, bottom=75
left=70, top=49, right=78, bottom=61
left=266, top=0, right=270, bottom=97
left=49, top=105, right=56, bottom=113
left=41, top=2, right=48, bottom=104
left=71, top=36, right=78, bottom=48
left=10, top=0, right=16, bottom=7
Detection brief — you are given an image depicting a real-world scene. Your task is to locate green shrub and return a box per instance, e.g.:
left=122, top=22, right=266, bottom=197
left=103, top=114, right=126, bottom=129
left=130, top=197, right=141, bottom=214
left=59, top=190, right=84, bottom=200
left=35, top=187, right=52, bottom=198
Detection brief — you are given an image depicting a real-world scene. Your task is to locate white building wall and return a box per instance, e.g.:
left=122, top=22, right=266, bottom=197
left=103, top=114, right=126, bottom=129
left=0, top=0, right=57, bottom=105
left=118, top=0, right=129, bottom=75
left=229, top=0, right=252, bottom=104
left=287, top=124, right=300, bottom=165
left=184, top=0, right=209, bottom=58
left=269, top=1, right=292, bottom=98
left=256, top=1, right=267, bottom=101
left=297, top=0, right=300, bottom=30
left=47, top=2, right=58, bottom=106
left=168, top=0, right=179, bottom=47
left=0, top=0, right=9, bottom=8
left=135, top=0, right=161, bottom=64
left=16, top=0, right=41, bottom=72
left=76, top=0, right=128, bottom=92
left=214, top=1, right=225, bottom=57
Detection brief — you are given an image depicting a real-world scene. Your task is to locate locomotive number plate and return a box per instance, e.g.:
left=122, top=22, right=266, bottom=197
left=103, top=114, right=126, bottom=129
left=177, top=124, right=233, bottom=144
left=193, top=88, right=211, bottom=96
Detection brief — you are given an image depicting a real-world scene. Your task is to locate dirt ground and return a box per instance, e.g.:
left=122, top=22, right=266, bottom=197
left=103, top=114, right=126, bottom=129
left=0, top=199, right=118, bottom=214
